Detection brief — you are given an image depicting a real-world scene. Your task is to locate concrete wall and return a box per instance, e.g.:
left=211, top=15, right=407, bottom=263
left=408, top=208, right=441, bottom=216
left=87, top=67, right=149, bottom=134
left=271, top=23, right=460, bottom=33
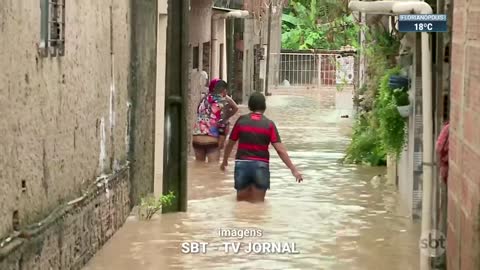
left=242, top=0, right=283, bottom=102
left=447, top=0, right=480, bottom=268
left=211, top=10, right=228, bottom=80
left=0, top=169, right=131, bottom=270
left=128, top=0, right=158, bottom=205
left=267, top=5, right=283, bottom=89
left=242, top=18, right=255, bottom=101
left=154, top=0, right=168, bottom=197
left=190, top=0, right=213, bottom=52
left=0, top=0, right=132, bottom=239
left=0, top=0, right=159, bottom=268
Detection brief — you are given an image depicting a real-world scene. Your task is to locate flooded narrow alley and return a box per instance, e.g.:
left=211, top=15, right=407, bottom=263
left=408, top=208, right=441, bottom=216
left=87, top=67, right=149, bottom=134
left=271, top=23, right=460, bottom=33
left=83, top=94, right=420, bottom=270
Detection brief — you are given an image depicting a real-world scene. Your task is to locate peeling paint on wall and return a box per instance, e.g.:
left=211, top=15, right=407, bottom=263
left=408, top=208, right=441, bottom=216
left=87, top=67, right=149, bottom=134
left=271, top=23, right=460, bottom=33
left=99, top=117, right=107, bottom=175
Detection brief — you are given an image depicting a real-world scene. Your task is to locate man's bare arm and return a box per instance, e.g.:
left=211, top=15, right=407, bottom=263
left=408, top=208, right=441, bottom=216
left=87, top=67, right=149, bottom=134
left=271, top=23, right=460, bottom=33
left=272, top=142, right=303, bottom=182
left=272, top=142, right=296, bottom=171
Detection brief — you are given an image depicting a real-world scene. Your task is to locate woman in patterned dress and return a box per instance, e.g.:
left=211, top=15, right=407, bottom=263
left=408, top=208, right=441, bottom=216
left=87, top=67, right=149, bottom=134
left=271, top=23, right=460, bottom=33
left=192, top=79, right=238, bottom=162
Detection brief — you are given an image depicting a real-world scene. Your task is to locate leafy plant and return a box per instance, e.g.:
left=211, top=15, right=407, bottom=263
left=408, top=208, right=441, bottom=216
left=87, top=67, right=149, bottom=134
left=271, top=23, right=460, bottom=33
left=281, top=0, right=360, bottom=50
left=374, top=68, right=408, bottom=157
left=353, top=28, right=401, bottom=113
left=344, top=25, right=403, bottom=165
left=393, top=89, right=410, bottom=106
left=344, top=112, right=386, bottom=166
left=353, top=46, right=406, bottom=161
left=139, top=191, right=175, bottom=220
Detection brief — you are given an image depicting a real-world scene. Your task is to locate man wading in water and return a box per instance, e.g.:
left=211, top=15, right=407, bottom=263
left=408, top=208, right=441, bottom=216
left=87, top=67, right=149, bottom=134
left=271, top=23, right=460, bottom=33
left=220, top=92, right=303, bottom=202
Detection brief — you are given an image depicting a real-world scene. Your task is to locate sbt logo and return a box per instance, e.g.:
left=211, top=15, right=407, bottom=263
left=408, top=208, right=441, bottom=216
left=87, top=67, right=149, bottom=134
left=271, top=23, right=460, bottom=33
left=181, top=242, right=209, bottom=254
left=419, top=230, right=446, bottom=257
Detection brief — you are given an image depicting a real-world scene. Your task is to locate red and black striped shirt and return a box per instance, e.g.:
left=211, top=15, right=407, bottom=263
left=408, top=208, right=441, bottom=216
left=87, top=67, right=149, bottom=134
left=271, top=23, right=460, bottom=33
left=229, top=112, right=281, bottom=163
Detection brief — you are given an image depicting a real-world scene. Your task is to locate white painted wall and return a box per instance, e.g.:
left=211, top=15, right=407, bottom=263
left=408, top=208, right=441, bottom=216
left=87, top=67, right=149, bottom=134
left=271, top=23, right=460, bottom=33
left=397, top=34, right=417, bottom=217
left=189, top=0, right=213, bottom=74
left=211, top=10, right=228, bottom=80
left=154, top=0, right=168, bottom=197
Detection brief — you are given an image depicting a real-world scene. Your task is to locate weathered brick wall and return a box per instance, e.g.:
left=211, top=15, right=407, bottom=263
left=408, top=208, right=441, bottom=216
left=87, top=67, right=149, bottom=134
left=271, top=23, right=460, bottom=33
left=448, top=0, right=480, bottom=269
left=0, top=167, right=130, bottom=270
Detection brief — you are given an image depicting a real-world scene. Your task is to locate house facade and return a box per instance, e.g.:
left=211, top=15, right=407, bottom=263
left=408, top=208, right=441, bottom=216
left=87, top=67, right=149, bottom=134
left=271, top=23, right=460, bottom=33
left=187, top=0, right=285, bottom=152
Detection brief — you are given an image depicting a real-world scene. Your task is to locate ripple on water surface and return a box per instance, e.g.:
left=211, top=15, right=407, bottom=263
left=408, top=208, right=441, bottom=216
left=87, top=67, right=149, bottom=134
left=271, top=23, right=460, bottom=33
left=83, top=95, right=420, bottom=270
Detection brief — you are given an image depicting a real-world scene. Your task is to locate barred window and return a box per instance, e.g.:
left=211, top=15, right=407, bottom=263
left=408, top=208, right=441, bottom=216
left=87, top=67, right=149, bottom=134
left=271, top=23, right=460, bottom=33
left=40, top=0, right=65, bottom=57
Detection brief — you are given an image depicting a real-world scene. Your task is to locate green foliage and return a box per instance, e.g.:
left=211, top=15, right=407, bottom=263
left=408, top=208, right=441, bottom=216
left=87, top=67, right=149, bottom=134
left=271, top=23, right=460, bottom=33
left=281, top=0, right=359, bottom=50
left=393, top=89, right=410, bottom=106
left=374, top=67, right=408, bottom=158
left=353, top=27, right=402, bottom=113
left=139, top=191, right=175, bottom=220
left=282, top=1, right=408, bottom=164
left=344, top=25, right=404, bottom=166
left=344, top=113, right=386, bottom=166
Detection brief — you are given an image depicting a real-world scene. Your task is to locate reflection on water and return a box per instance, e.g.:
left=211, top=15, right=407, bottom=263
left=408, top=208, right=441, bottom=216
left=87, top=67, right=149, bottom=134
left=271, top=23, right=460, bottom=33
left=84, top=95, right=420, bottom=270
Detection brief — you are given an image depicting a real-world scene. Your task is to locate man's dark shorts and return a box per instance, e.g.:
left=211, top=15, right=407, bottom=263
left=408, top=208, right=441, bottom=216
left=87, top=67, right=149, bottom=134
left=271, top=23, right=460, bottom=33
left=234, top=160, right=270, bottom=190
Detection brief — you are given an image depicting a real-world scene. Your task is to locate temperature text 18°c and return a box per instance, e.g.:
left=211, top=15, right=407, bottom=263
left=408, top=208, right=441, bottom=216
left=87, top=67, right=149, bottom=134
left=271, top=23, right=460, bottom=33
left=397, top=14, right=447, bottom=33
left=414, top=23, right=433, bottom=31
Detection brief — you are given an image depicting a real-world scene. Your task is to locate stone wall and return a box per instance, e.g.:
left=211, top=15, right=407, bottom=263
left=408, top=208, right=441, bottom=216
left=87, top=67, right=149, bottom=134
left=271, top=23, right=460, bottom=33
left=0, top=167, right=131, bottom=270
left=447, top=0, right=480, bottom=269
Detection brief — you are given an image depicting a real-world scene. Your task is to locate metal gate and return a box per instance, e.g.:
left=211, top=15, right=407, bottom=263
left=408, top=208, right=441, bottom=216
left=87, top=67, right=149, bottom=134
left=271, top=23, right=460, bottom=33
left=271, top=52, right=356, bottom=88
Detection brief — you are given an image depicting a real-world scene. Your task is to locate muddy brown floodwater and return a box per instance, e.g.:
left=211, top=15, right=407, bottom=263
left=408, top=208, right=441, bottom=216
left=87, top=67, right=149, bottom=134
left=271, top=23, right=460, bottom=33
left=83, top=94, right=420, bottom=270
